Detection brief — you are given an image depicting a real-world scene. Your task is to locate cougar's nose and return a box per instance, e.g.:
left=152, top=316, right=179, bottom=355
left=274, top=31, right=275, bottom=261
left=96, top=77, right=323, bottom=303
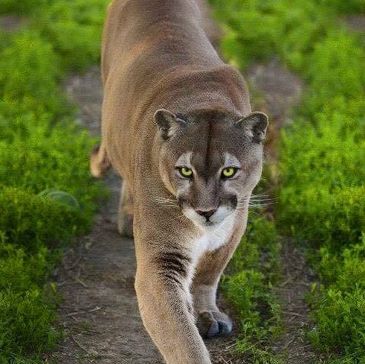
left=196, top=209, right=217, bottom=220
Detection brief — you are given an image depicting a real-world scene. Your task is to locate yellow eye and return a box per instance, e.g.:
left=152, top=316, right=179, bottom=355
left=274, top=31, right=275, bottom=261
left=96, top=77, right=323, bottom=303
left=222, top=167, right=237, bottom=178
left=179, top=167, right=193, bottom=178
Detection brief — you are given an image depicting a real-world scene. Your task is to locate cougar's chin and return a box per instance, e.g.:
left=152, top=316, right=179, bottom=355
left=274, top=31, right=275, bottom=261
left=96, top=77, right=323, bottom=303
left=182, top=206, right=234, bottom=229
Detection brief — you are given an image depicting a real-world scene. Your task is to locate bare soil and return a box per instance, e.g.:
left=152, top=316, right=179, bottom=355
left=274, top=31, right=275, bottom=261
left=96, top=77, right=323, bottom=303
left=343, top=15, right=365, bottom=32
left=0, top=15, right=27, bottom=32
left=246, top=59, right=303, bottom=165
left=53, top=68, right=162, bottom=364
left=271, top=241, right=316, bottom=363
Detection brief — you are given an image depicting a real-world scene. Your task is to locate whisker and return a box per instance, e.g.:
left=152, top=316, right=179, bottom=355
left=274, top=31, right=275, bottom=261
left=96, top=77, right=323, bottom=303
left=251, top=193, right=271, bottom=197
left=154, top=197, right=178, bottom=203
left=250, top=196, right=276, bottom=201
left=249, top=199, right=274, bottom=204
left=250, top=196, right=277, bottom=200
left=154, top=197, right=180, bottom=209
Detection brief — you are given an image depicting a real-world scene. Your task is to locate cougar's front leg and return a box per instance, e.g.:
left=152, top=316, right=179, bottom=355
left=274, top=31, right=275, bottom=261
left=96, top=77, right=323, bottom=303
left=117, top=181, right=134, bottom=237
left=134, top=241, right=211, bottom=364
left=192, top=214, right=248, bottom=338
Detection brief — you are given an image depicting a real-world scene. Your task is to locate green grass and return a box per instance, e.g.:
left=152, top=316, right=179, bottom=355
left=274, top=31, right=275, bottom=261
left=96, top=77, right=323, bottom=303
left=222, top=216, right=283, bottom=363
left=0, top=0, right=46, bottom=15
left=210, top=0, right=365, bottom=362
left=1, top=0, right=364, bottom=362
left=0, top=0, right=109, bottom=362
left=36, top=0, right=109, bottom=71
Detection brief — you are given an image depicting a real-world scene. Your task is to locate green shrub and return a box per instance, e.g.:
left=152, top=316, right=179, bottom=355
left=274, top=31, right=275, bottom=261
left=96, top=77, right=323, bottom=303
left=275, top=5, right=365, bottom=362
left=211, top=0, right=365, bottom=360
left=0, top=244, right=49, bottom=291
left=308, top=239, right=365, bottom=357
left=0, top=242, right=60, bottom=362
left=309, top=287, right=365, bottom=361
left=0, top=121, right=102, bottom=211
left=0, top=31, right=66, bottom=117
left=211, top=0, right=333, bottom=71
left=319, top=0, right=365, bottom=14
left=0, top=0, right=108, bottom=361
left=0, top=0, right=47, bottom=15
left=0, top=187, right=85, bottom=253
left=36, top=0, right=109, bottom=71
left=278, top=113, right=365, bottom=249
left=319, top=238, right=365, bottom=288
left=305, top=31, right=365, bottom=113
left=0, top=288, right=59, bottom=361
left=211, top=0, right=279, bottom=68
left=222, top=216, right=283, bottom=362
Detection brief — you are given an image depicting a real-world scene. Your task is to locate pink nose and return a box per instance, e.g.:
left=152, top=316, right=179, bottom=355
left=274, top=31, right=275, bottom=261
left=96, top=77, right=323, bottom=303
left=196, top=209, right=216, bottom=220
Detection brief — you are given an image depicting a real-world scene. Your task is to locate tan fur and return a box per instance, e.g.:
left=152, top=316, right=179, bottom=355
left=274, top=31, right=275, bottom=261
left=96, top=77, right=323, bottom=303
left=90, top=145, right=110, bottom=178
left=91, top=1, right=268, bottom=363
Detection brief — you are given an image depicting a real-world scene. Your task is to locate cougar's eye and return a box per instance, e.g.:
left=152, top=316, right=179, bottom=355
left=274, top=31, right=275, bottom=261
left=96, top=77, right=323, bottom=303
left=222, top=167, right=238, bottom=178
left=179, top=167, right=193, bottom=178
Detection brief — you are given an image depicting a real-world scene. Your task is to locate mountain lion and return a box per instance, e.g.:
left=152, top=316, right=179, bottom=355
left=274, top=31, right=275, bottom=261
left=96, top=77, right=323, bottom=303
left=91, top=0, right=268, bottom=362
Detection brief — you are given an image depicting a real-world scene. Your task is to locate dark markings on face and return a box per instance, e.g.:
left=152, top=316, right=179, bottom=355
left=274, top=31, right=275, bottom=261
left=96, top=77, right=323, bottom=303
left=205, top=120, right=213, bottom=181
left=159, top=109, right=265, bottom=224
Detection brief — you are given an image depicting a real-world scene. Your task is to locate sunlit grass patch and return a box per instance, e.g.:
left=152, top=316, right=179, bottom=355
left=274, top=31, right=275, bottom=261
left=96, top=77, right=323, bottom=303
left=222, top=216, right=283, bottom=363
left=210, top=0, right=365, bottom=361
left=0, top=0, right=108, bottom=361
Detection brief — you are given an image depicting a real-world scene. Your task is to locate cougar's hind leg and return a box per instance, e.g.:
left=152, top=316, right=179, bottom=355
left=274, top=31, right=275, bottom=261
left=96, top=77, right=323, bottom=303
left=90, top=144, right=111, bottom=178
left=117, top=181, right=134, bottom=237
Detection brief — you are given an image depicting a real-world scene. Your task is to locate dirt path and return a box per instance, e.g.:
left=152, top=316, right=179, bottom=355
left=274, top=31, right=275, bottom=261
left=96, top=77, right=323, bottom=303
left=0, top=15, right=27, bottom=32
left=53, top=68, right=162, bottom=363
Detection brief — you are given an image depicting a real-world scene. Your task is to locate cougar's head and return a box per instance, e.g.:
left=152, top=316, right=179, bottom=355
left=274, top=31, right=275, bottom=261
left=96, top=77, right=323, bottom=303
left=155, top=109, right=268, bottom=228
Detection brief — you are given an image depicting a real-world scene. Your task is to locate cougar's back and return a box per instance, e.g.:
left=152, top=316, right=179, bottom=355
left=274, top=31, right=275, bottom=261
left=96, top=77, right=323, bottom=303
left=101, top=0, right=249, bottom=183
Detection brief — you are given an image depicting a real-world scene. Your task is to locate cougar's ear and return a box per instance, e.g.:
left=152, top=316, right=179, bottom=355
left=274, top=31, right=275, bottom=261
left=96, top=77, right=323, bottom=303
left=236, top=112, right=269, bottom=143
left=154, top=109, right=186, bottom=140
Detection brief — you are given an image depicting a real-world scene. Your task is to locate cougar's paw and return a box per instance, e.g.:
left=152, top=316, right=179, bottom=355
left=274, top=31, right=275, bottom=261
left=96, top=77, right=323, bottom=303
left=197, top=310, right=233, bottom=338
left=117, top=214, right=134, bottom=238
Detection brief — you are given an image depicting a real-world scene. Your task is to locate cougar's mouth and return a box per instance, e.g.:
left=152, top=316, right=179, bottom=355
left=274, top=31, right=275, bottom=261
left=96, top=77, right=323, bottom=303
left=181, top=204, right=234, bottom=229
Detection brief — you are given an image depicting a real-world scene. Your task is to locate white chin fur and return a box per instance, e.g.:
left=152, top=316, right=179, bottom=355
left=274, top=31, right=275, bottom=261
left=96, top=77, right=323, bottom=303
left=183, top=205, right=233, bottom=228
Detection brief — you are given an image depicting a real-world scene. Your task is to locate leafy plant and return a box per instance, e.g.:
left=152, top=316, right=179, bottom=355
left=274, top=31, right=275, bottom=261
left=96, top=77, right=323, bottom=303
left=0, top=0, right=108, bottom=361
left=210, top=0, right=365, bottom=361
left=222, top=216, right=283, bottom=362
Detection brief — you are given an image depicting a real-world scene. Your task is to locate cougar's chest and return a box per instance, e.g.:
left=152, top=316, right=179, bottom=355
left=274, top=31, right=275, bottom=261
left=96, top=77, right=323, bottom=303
left=193, top=214, right=236, bottom=261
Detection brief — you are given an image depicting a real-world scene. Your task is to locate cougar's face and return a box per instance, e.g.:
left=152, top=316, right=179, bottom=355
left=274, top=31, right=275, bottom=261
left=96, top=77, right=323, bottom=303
left=155, top=109, right=268, bottom=228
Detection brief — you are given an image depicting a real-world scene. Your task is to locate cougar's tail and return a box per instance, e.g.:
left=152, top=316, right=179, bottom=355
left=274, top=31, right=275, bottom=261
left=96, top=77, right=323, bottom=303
left=90, top=144, right=111, bottom=178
